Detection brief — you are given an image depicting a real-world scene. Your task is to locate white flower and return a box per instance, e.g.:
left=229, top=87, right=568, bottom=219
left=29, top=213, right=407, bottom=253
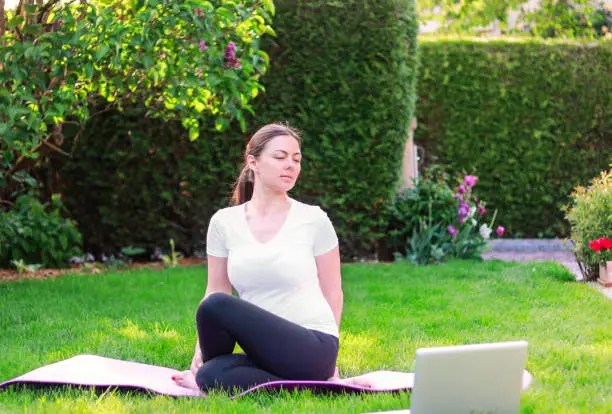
left=479, top=223, right=492, bottom=240
left=468, top=206, right=476, bottom=218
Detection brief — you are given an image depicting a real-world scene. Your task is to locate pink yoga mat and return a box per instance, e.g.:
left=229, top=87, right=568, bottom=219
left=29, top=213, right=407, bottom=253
left=0, top=355, right=533, bottom=398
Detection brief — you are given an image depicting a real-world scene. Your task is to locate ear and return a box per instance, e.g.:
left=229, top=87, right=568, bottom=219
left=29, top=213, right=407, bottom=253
left=246, top=154, right=257, bottom=172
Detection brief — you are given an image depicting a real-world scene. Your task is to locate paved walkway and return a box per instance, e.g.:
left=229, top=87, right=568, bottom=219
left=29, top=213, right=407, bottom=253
left=482, top=239, right=612, bottom=299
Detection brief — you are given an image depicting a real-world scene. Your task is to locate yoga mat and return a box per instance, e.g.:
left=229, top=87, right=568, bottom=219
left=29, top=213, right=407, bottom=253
left=0, top=354, right=533, bottom=398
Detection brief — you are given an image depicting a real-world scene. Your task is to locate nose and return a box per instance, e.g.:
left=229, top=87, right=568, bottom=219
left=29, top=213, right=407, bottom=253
left=284, top=159, right=298, bottom=169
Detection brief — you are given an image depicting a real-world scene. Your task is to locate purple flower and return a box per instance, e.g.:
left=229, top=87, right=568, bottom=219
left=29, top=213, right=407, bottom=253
left=199, top=40, right=208, bottom=52
left=478, top=205, right=487, bottom=215
left=496, top=226, right=505, bottom=237
left=452, top=193, right=461, bottom=199
left=458, top=217, right=466, bottom=224
left=458, top=202, right=470, bottom=218
left=458, top=184, right=466, bottom=194
left=464, top=175, right=478, bottom=188
left=194, top=7, right=205, bottom=18
left=224, top=42, right=241, bottom=69
left=448, top=225, right=457, bottom=238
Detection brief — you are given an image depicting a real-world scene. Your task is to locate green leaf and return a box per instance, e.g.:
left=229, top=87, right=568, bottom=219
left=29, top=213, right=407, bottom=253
left=8, top=16, right=25, bottom=30
left=23, top=24, right=43, bottom=36
left=24, top=4, right=38, bottom=14
left=263, top=0, right=275, bottom=16
left=214, top=118, right=229, bottom=132
left=84, top=63, right=93, bottom=79
left=95, top=44, right=110, bottom=61
left=188, top=126, right=199, bottom=141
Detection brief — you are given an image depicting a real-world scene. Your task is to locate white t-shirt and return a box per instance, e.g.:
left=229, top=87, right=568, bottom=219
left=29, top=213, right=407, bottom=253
left=206, top=197, right=340, bottom=338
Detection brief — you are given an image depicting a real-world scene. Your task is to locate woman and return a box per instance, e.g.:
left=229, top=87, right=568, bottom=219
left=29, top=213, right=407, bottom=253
left=172, top=123, right=345, bottom=393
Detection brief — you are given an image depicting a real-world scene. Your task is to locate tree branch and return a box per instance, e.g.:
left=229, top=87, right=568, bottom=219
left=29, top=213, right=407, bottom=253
left=0, top=0, right=6, bottom=39
left=38, top=0, right=62, bottom=24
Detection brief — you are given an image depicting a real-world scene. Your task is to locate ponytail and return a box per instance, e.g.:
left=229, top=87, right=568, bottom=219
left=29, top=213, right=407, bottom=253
left=231, top=165, right=255, bottom=206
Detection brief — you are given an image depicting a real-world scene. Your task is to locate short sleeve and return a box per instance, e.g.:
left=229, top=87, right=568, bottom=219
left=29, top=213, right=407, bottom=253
left=313, top=208, right=339, bottom=256
left=206, top=212, right=229, bottom=257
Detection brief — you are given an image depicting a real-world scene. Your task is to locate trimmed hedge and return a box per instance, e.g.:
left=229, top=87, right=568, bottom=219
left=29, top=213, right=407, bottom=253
left=415, top=37, right=612, bottom=238
left=57, top=110, right=242, bottom=258
left=56, top=0, right=420, bottom=260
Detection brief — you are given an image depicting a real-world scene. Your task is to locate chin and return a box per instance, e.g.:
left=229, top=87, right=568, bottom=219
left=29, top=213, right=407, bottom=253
left=275, top=183, right=296, bottom=193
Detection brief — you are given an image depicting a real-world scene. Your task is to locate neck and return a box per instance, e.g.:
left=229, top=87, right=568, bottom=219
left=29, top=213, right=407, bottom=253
left=248, top=184, right=291, bottom=215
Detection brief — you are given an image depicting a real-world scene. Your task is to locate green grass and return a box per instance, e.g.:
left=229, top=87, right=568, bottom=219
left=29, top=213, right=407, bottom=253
left=0, top=260, right=611, bottom=413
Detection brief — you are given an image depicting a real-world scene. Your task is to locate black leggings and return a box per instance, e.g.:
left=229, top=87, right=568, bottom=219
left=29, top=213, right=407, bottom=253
left=195, top=292, right=339, bottom=392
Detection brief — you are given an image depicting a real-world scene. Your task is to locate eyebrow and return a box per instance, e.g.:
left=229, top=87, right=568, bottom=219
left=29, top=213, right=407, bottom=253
left=273, top=150, right=301, bottom=156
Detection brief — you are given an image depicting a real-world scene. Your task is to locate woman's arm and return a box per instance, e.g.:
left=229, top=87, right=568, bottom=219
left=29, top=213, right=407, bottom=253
left=315, top=245, right=343, bottom=327
left=191, top=255, right=232, bottom=374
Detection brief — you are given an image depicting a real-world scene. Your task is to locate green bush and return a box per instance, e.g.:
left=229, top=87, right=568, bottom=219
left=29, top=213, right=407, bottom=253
left=0, top=194, right=82, bottom=268
left=564, top=170, right=612, bottom=280
left=56, top=107, right=241, bottom=258
left=379, top=166, right=456, bottom=260
left=55, top=0, right=420, bottom=261
left=415, top=37, right=612, bottom=238
left=381, top=166, right=504, bottom=265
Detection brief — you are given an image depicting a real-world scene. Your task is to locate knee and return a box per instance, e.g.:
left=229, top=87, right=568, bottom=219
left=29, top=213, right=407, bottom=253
left=194, top=355, right=238, bottom=392
left=196, top=292, right=232, bottom=323
left=195, top=363, right=218, bottom=392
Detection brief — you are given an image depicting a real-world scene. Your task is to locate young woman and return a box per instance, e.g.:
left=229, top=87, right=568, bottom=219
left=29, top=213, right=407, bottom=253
left=172, top=123, right=346, bottom=393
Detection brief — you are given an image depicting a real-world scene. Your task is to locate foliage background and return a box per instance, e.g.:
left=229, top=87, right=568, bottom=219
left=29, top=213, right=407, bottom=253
left=415, top=37, right=612, bottom=238
left=55, top=0, right=420, bottom=261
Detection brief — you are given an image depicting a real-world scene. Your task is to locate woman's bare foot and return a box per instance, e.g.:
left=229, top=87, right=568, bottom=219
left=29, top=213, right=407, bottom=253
left=172, top=369, right=205, bottom=395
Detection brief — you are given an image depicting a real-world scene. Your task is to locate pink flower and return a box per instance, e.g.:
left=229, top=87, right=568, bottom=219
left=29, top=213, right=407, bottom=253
left=496, top=226, right=505, bottom=237
left=458, top=202, right=470, bottom=218
left=458, top=184, right=466, bottom=194
left=448, top=225, right=457, bottom=238
left=464, top=175, right=478, bottom=187
left=224, top=42, right=242, bottom=69
left=478, top=205, right=487, bottom=215
left=199, top=40, right=208, bottom=52
left=452, top=193, right=461, bottom=199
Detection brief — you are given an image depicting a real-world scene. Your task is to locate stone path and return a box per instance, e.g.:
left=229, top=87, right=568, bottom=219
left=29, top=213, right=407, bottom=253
left=482, top=239, right=612, bottom=300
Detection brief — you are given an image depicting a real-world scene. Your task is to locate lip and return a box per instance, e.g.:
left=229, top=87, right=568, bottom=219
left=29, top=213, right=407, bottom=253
left=280, top=175, right=293, bottom=180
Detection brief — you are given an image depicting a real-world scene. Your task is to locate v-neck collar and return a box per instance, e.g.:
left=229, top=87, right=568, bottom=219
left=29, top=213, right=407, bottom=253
left=242, top=198, right=294, bottom=245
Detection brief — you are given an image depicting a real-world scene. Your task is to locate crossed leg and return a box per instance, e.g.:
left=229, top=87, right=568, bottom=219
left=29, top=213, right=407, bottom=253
left=187, top=292, right=339, bottom=392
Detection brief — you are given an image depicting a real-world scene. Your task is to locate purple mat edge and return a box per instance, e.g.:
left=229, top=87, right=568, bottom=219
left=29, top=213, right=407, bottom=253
left=0, top=378, right=185, bottom=396
left=0, top=377, right=401, bottom=398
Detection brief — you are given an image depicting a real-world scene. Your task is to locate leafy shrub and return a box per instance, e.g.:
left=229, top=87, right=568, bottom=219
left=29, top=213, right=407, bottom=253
left=1, top=0, right=273, bottom=204
left=564, top=170, right=612, bottom=280
left=380, top=166, right=456, bottom=261
left=0, top=194, right=82, bottom=268
left=416, top=37, right=612, bottom=238
left=382, top=167, right=504, bottom=264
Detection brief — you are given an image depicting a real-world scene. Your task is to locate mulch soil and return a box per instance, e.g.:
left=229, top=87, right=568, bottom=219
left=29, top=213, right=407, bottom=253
left=0, top=257, right=206, bottom=283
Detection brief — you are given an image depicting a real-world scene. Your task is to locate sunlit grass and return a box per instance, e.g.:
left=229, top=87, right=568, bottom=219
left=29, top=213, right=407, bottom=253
left=1, top=260, right=610, bottom=413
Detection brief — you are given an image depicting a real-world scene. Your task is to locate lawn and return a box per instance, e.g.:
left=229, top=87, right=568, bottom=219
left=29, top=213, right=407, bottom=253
left=0, top=260, right=611, bottom=413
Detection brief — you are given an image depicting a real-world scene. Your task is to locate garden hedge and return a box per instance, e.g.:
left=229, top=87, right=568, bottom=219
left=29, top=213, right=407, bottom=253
left=415, top=36, right=612, bottom=237
left=56, top=0, right=420, bottom=260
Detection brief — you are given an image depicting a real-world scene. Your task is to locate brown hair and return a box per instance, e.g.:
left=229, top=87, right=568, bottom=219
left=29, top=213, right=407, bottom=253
left=231, top=123, right=302, bottom=206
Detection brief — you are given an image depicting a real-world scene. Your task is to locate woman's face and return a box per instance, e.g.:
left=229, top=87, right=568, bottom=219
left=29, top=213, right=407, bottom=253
left=249, top=135, right=301, bottom=193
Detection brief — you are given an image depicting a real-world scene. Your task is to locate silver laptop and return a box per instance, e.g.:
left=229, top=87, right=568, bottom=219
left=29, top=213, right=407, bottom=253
left=366, top=340, right=528, bottom=414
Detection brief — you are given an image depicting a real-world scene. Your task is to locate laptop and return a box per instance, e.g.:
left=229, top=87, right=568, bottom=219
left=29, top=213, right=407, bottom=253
left=366, top=340, right=528, bottom=414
